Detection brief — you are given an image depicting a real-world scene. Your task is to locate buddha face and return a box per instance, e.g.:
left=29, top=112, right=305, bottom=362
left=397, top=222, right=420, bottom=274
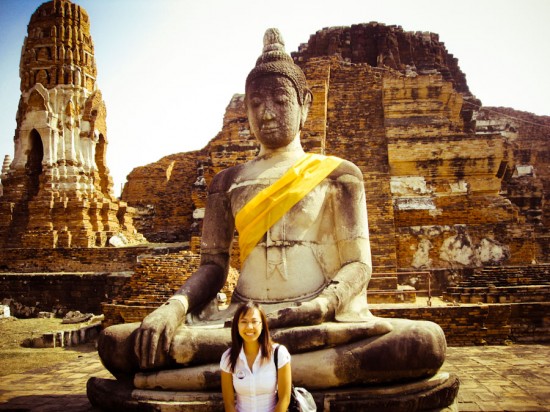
left=246, top=75, right=308, bottom=150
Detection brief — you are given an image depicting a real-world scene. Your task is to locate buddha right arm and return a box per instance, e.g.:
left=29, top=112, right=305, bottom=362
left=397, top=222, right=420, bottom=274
left=134, top=174, right=235, bottom=369
left=134, top=262, right=228, bottom=369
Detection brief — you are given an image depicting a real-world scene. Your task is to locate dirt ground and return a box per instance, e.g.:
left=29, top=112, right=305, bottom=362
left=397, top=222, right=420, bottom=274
left=0, top=317, right=98, bottom=376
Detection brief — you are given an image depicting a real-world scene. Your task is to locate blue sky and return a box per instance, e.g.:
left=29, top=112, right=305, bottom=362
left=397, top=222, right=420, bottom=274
left=1, top=0, right=549, bottom=196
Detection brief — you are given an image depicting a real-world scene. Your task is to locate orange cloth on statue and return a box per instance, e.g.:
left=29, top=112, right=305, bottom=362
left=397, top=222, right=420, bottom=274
left=235, top=153, right=343, bottom=263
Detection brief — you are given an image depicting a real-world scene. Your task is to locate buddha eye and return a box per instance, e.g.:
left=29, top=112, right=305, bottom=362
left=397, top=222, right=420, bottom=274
left=249, top=97, right=262, bottom=108
left=275, top=96, right=290, bottom=105
left=272, top=91, right=291, bottom=105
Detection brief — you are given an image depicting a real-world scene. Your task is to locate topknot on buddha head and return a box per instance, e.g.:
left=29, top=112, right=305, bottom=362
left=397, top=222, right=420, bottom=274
left=245, top=28, right=311, bottom=105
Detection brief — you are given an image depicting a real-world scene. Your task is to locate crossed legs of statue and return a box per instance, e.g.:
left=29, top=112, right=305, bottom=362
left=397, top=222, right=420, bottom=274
left=98, top=317, right=446, bottom=390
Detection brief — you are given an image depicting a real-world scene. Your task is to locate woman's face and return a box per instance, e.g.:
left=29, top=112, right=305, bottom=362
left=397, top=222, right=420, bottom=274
left=238, top=308, right=263, bottom=344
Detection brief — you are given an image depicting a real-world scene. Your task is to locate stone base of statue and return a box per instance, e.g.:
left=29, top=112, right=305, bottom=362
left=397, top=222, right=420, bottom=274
left=87, top=372, right=459, bottom=411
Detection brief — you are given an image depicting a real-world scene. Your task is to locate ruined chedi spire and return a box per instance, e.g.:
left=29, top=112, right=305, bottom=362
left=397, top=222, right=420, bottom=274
left=19, top=0, right=97, bottom=93
left=0, top=155, right=11, bottom=197
left=0, top=0, right=144, bottom=248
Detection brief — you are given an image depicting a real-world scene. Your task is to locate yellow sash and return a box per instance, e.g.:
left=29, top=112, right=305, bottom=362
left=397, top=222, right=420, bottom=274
left=235, top=153, right=343, bottom=263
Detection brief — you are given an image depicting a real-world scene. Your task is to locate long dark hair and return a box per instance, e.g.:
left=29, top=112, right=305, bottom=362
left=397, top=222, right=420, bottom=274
left=229, top=301, right=273, bottom=373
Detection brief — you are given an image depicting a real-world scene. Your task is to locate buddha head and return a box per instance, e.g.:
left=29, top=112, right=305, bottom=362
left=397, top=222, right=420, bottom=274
left=245, top=29, right=312, bottom=150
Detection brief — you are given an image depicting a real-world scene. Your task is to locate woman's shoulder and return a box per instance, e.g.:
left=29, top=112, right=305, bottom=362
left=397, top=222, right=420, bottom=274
left=273, top=343, right=291, bottom=366
left=275, top=343, right=290, bottom=354
left=220, top=347, right=233, bottom=371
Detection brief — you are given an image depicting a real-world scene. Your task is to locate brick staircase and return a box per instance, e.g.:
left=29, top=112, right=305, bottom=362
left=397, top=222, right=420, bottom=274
left=443, top=265, right=550, bottom=304
left=367, top=272, right=423, bottom=303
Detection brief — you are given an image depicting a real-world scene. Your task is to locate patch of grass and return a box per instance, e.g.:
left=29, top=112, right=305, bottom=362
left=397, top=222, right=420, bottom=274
left=0, top=317, right=98, bottom=376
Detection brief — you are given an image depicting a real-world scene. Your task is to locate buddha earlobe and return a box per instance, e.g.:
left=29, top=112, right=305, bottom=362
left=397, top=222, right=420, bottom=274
left=300, top=90, right=313, bottom=128
left=304, top=89, right=313, bottom=107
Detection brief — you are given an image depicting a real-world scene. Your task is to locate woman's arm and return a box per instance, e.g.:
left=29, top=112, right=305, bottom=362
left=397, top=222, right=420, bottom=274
left=221, top=370, right=237, bottom=412
left=275, top=362, right=292, bottom=412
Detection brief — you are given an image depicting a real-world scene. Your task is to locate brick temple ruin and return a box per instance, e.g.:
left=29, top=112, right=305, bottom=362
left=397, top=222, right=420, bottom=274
left=0, top=0, right=142, bottom=249
left=1, top=2, right=549, bottom=343
left=111, top=24, right=549, bottom=335
left=123, top=24, right=549, bottom=271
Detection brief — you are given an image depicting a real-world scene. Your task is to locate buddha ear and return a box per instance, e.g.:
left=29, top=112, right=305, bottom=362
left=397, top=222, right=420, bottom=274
left=300, top=90, right=313, bottom=128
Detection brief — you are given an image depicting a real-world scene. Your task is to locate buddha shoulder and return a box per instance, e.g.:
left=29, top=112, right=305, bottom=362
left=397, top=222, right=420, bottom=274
left=207, top=164, right=247, bottom=195
left=329, top=158, right=364, bottom=184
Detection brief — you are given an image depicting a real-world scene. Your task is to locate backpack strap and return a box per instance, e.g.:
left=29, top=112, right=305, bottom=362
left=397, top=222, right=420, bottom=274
left=274, top=345, right=280, bottom=381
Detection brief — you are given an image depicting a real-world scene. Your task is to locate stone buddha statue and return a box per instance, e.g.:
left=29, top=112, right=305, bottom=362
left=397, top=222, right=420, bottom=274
left=97, top=28, right=447, bottom=393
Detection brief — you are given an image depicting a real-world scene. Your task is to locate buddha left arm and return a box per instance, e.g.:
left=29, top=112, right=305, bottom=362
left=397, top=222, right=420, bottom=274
left=323, top=168, right=373, bottom=311
left=268, top=163, right=372, bottom=328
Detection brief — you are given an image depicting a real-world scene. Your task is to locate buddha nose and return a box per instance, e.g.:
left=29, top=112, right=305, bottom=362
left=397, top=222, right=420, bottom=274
left=263, top=103, right=276, bottom=120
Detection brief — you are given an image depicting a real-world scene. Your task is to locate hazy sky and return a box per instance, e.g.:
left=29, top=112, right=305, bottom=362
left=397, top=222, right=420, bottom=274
left=1, top=0, right=549, bottom=196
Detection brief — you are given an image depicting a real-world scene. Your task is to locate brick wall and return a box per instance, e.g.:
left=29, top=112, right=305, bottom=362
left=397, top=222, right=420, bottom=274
left=321, top=60, right=397, bottom=271
left=3, top=269, right=546, bottom=346
left=370, top=302, right=550, bottom=346
left=0, top=272, right=130, bottom=317
left=0, top=244, right=185, bottom=272
left=121, top=151, right=207, bottom=242
left=100, top=250, right=240, bottom=327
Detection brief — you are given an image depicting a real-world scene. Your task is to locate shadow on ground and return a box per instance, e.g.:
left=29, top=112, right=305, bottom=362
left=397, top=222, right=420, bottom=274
left=0, top=394, right=99, bottom=412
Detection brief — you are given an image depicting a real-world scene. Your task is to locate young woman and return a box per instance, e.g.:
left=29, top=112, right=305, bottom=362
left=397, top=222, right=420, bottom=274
left=220, top=301, right=292, bottom=412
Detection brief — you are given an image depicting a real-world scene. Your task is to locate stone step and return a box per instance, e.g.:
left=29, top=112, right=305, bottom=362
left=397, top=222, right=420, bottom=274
left=368, top=276, right=398, bottom=290
left=21, top=321, right=102, bottom=348
left=451, top=265, right=550, bottom=289
left=443, top=284, right=550, bottom=304
left=87, top=373, right=460, bottom=411
left=368, top=287, right=416, bottom=304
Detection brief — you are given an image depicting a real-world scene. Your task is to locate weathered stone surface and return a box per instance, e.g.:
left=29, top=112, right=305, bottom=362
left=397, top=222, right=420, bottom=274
left=121, top=150, right=208, bottom=243
left=0, top=0, right=144, bottom=248
left=293, top=24, right=471, bottom=95
left=371, top=301, right=550, bottom=346
left=0, top=155, right=10, bottom=197
left=476, top=107, right=550, bottom=262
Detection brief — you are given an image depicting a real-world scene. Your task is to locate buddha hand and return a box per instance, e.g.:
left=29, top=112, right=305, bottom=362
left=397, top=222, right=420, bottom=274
left=134, top=299, right=187, bottom=369
left=266, top=294, right=338, bottom=329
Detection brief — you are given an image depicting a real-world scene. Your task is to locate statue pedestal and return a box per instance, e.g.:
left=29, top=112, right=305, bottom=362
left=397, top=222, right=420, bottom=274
left=87, top=372, right=459, bottom=411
